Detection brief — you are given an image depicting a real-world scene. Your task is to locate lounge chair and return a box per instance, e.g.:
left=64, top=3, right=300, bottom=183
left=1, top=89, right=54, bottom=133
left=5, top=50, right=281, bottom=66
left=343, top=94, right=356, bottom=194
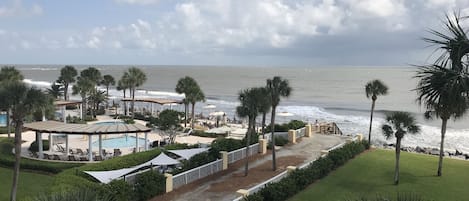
left=68, top=155, right=77, bottom=161
left=113, top=149, right=122, bottom=157
left=94, top=155, right=103, bottom=161
left=43, top=153, right=50, bottom=160
left=76, top=148, right=84, bottom=155
left=53, top=154, right=61, bottom=160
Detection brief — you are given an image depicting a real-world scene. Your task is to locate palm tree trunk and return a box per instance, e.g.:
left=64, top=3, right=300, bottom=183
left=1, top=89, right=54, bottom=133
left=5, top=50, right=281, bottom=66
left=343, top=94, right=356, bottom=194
left=123, top=89, right=127, bottom=116
left=271, top=106, right=277, bottom=171
left=7, top=109, right=11, bottom=138
left=394, top=138, right=401, bottom=185
left=368, top=100, right=376, bottom=147
left=81, top=95, right=86, bottom=120
left=106, top=85, right=109, bottom=109
left=10, top=120, right=23, bottom=201
left=437, top=118, right=448, bottom=176
left=244, top=117, right=253, bottom=177
left=64, top=83, right=69, bottom=101
left=184, top=103, right=188, bottom=128
left=191, top=103, right=195, bottom=129
left=131, top=87, right=135, bottom=119
left=261, top=112, right=266, bottom=139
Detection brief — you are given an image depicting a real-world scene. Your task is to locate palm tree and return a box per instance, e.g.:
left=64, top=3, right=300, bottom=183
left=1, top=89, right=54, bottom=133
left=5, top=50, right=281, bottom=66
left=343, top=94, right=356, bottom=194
left=125, top=67, right=147, bottom=119
left=381, top=111, right=420, bottom=185
left=365, top=79, right=389, bottom=146
left=266, top=76, right=292, bottom=171
left=47, top=82, right=63, bottom=100
left=88, top=89, right=107, bottom=113
left=72, top=77, right=94, bottom=120
left=175, top=76, right=196, bottom=128
left=117, top=73, right=131, bottom=116
left=101, top=74, right=116, bottom=108
left=236, top=87, right=264, bottom=176
left=258, top=87, right=271, bottom=139
left=415, top=13, right=469, bottom=177
left=0, top=82, right=50, bottom=201
left=175, top=76, right=205, bottom=129
left=0, top=66, right=24, bottom=138
left=57, top=65, right=77, bottom=100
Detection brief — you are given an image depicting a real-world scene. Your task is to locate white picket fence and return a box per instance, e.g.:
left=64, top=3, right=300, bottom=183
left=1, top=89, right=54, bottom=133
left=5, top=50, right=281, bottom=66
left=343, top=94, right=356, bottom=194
left=172, top=159, right=224, bottom=189
left=228, top=143, right=260, bottom=164
left=296, top=127, right=306, bottom=139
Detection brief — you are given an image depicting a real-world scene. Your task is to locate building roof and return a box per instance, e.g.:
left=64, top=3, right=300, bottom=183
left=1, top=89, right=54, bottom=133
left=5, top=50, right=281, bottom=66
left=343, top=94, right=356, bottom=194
left=121, top=98, right=183, bottom=105
left=54, top=100, right=82, bottom=106
left=23, top=121, right=151, bottom=134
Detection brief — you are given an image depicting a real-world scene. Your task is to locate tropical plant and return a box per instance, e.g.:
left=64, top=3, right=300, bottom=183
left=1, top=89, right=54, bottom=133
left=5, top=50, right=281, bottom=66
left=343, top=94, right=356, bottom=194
left=266, top=76, right=292, bottom=171
left=101, top=74, right=115, bottom=108
left=0, top=66, right=24, bottom=139
left=258, top=87, right=271, bottom=139
left=0, top=81, right=51, bottom=201
left=381, top=111, right=420, bottom=185
left=88, top=89, right=107, bottom=114
left=237, top=87, right=265, bottom=176
left=415, top=13, right=469, bottom=177
left=48, top=82, right=63, bottom=100
left=125, top=67, right=147, bottom=119
left=117, top=73, right=131, bottom=116
left=56, top=65, right=77, bottom=100
left=365, top=79, right=388, bottom=146
left=175, top=76, right=195, bottom=128
left=175, top=76, right=205, bottom=129
left=72, top=77, right=94, bottom=119
left=153, top=109, right=182, bottom=144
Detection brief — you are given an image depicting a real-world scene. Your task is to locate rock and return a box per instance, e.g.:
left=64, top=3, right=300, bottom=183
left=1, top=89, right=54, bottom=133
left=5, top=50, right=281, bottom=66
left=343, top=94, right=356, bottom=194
left=430, top=148, right=440, bottom=155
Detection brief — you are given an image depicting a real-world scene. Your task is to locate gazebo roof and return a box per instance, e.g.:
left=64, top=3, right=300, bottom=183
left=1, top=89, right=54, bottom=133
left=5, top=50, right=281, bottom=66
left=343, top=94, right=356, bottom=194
left=23, top=121, right=151, bottom=134
left=54, top=100, right=82, bottom=106
left=121, top=98, right=183, bottom=105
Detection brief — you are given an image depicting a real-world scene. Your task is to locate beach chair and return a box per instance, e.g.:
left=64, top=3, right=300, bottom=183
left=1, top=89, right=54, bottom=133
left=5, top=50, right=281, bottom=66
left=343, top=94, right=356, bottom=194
left=94, top=155, right=103, bottom=161
left=113, top=149, right=122, bottom=157
left=80, top=156, right=88, bottom=161
left=53, top=154, right=61, bottom=160
left=43, top=153, right=50, bottom=160
left=68, top=155, right=77, bottom=161
left=76, top=148, right=84, bottom=155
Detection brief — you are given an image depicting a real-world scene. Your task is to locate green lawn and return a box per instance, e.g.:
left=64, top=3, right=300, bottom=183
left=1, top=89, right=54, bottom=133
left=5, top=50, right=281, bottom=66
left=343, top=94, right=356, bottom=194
left=0, top=167, right=55, bottom=201
left=290, top=149, right=469, bottom=201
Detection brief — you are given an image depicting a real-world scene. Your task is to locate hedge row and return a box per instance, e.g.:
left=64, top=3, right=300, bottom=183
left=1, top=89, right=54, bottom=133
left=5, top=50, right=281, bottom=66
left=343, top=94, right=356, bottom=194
left=265, top=120, right=307, bottom=133
left=245, top=140, right=369, bottom=201
left=0, top=137, right=82, bottom=173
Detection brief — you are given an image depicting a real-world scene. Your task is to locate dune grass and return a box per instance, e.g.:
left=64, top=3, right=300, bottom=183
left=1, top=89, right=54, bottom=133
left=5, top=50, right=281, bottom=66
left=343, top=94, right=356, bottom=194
left=0, top=166, right=55, bottom=201
left=290, top=149, right=469, bottom=201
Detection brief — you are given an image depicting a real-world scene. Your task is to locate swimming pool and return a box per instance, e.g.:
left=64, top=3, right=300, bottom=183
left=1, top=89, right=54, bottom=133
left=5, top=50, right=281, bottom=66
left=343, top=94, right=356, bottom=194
left=94, top=121, right=125, bottom=125
left=93, top=136, right=147, bottom=149
left=0, top=114, right=6, bottom=127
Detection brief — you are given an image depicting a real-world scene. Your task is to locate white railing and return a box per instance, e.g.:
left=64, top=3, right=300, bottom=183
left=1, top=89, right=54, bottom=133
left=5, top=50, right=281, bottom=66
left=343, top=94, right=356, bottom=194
left=232, top=136, right=357, bottom=201
left=172, top=159, right=223, bottom=189
left=228, top=143, right=260, bottom=164
left=296, top=127, right=306, bottom=139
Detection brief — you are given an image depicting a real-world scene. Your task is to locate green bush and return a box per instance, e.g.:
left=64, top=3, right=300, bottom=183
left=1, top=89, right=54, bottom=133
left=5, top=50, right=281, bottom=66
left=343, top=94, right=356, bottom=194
left=29, top=140, right=50, bottom=152
left=274, top=136, right=289, bottom=146
left=287, top=120, right=306, bottom=130
left=0, top=127, right=9, bottom=134
left=265, top=120, right=307, bottom=133
left=191, top=130, right=220, bottom=138
left=209, top=138, right=244, bottom=159
left=32, top=187, right=112, bottom=201
left=134, top=170, right=166, bottom=201
left=245, top=140, right=369, bottom=201
left=101, top=180, right=135, bottom=201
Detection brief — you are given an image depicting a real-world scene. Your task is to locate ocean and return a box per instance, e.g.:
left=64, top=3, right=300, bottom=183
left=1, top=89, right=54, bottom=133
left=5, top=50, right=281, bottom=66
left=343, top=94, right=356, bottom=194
left=14, top=64, right=469, bottom=153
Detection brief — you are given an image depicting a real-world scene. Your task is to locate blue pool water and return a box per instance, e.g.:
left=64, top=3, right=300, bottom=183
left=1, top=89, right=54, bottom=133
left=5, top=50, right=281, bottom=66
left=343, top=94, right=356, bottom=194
left=0, top=114, right=6, bottom=127
left=93, top=136, right=147, bottom=149
left=94, top=121, right=125, bottom=125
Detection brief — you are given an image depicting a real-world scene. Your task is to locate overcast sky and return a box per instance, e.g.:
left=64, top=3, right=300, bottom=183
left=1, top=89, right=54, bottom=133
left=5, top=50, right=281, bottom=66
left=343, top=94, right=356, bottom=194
left=0, top=0, right=468, bottom=67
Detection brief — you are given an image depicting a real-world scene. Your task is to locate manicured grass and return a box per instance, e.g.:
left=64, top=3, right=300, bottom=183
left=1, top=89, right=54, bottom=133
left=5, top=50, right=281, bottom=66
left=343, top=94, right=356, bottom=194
left=290, top=149, right=469, bottom=201
left=0, top=167, right=55, bottom=201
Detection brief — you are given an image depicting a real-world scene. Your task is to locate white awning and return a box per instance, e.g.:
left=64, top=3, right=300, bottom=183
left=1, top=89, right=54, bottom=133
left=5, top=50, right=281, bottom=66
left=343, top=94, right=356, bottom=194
left=84, top=168, right=137, bottom=184
left=135, top=152, right=180, bottom=168
left=168, top=147, right=209, bottom=160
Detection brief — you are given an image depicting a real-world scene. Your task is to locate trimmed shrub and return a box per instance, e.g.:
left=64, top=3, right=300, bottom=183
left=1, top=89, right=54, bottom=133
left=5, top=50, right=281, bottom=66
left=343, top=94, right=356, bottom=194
left=101, top=180, right=135, bottom=201
left=134, top=170, right=166, bottom=201
left=209, top=138, right=244, bottom=158
left=265, top=120, right=307, bottom=133
left=191, top=130, right=220, bottom=138
left=29, top=140, right=50, bottom=152
left=274, top=136, right=289, bottom=146
left=245, top=140, right=369, bottom=201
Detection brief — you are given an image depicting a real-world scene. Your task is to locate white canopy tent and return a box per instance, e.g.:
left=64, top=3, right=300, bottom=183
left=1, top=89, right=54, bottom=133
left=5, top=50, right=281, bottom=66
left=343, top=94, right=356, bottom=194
left=84, top=152, right=180, bottom=184
left=168, top=147, right=209, bottom=160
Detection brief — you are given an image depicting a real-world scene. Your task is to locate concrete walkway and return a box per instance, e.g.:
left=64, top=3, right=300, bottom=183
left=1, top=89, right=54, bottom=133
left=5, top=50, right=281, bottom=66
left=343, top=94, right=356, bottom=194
left=156, top=134, right=349, bottom=201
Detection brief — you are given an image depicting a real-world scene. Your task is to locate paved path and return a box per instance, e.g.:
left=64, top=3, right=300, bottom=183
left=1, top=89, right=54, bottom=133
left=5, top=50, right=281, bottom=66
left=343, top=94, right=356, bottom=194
left=156, top=134, right=349, bottom=201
